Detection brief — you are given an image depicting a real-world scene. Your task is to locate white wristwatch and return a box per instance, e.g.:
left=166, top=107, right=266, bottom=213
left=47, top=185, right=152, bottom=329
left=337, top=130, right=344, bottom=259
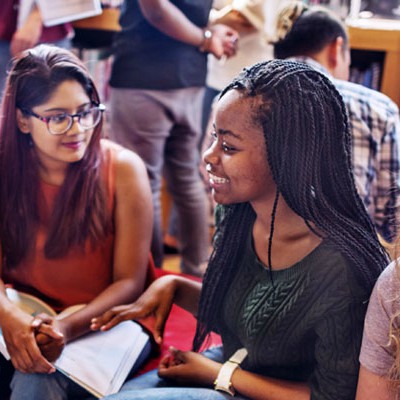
left=214, top=348, right=248, bottom=396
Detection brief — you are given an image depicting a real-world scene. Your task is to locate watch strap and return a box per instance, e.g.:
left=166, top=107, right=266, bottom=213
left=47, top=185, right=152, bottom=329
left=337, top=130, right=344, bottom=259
left=214, top=348, right=248, bottom=396
left=199, top=28, right=213, bottom=53
left=229, top=348, right=248, bottom=364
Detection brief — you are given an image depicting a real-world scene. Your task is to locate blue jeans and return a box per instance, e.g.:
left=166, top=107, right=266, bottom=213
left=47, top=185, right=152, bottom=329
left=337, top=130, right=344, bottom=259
left=110, top=87, right=209, bottom=274
left=103, top=347, right=249, bottom=400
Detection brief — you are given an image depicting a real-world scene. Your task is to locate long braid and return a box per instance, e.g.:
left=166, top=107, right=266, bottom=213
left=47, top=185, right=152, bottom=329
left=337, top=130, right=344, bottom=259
left=267, top=190, right=280, bottom=284
left=193, top=60, right=388, bottom=351
left=193, top=203, right=255, bottom=351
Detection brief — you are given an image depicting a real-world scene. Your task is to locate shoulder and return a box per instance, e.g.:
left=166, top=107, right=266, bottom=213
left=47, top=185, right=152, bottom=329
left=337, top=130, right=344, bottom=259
left=364, top=259, right=400, bottom=332
left=372, top=260, right=400, bottom=309
left=334, top=79, right=399, bottom=119
left=100, top=139, right=148, bottom=184
left=310, top=241, right=371, bottom=300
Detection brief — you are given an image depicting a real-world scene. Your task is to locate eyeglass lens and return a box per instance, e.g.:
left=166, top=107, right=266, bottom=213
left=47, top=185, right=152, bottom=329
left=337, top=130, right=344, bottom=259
left=49, top=107, right=102, bottom=135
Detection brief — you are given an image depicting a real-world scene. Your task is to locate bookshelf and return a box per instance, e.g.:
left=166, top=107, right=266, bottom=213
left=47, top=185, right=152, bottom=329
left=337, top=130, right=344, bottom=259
left=72, top=7, right=121, bottom=31
left=347, top=19, right=400, bottom=107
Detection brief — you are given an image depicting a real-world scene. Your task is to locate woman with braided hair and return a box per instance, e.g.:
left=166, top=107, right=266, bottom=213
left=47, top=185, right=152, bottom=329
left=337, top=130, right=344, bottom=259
left=92, top=59, right=388, bottom=400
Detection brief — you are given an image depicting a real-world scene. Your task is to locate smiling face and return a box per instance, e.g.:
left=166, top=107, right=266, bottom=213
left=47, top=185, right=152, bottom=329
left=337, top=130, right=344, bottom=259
left=203, top=89, right=276, bottom=207
left=17, top=79, right=95, bottom=176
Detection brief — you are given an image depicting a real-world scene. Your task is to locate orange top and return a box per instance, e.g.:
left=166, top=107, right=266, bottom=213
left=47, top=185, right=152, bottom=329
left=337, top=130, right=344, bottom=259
left=3, top=140, right=120, bottom=312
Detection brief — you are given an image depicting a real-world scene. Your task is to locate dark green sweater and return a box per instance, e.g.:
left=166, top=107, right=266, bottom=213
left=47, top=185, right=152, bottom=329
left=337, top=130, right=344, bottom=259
left=218, top=231, right=369, bottom=400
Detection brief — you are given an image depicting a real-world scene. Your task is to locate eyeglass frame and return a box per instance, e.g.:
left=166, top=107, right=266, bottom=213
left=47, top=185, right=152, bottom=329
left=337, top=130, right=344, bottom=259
left=19, top=103, right=106, bottom=136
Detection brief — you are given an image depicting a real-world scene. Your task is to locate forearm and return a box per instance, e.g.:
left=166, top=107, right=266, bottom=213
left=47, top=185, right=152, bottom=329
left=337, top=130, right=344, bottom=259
left=59, top=278, right=142, bottom=341
left=138, top=0, right=204, bottom=47
left=230, top=368, right=310, bottom=400
left=11, top=5, right=43, bottom=56
left=170, top=275, right=202, bottom=317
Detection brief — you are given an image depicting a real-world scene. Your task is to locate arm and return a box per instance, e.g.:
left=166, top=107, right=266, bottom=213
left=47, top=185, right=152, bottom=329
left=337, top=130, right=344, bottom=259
left=356, top=263, right=398, bottom=400
left=158, top=296, right=364, bottom=400
left=56, top=149, right=153, bottom=342
left=356, top=366, right=391, bottom=400
left=158, top=349, right=310, bottom=400
left=138, top=0, right=238, bottom=59
left=91, top=274, right=202, bottom=345
left=10, top=5, right=43, bottom=56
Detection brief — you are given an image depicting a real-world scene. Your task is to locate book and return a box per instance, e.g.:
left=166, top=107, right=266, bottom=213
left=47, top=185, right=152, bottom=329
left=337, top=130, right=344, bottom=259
left=35, top=0, right=103, bottom=27
left=0, top=288, right=150, bottom=398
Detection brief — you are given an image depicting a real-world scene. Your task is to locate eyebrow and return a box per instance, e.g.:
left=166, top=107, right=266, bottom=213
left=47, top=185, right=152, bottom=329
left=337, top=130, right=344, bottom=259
left=214, top=124, right=243, bottom=140
left=43, top=102, right=92, bottom=113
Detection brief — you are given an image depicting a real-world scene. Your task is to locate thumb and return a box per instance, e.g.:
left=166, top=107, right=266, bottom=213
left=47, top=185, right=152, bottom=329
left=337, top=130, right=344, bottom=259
left=153, top=312, right=167, bottom=345
left=153, top=301, right=174, bottom=344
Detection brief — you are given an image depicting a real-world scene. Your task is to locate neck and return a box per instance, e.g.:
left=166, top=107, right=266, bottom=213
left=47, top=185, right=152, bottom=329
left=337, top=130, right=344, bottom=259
left=251, top=194, right=322, bottom=269
left=311, top=52, right=335, bottom=76
left=251, top=193, right=309, bottom=238
left=38, top=162, right=67, bottom=186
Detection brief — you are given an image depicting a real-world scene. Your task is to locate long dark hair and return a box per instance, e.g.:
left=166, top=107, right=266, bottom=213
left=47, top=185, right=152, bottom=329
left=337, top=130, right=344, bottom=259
left=273, top=1, right=348, bottom=59
left=193, top=60, right=388, bottom=351
left=0, top=44, right=110, bottom=268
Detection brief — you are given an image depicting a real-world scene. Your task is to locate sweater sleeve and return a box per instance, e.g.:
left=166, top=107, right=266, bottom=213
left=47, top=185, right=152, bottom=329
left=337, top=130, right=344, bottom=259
left=309, top=281, right=368, bottom=400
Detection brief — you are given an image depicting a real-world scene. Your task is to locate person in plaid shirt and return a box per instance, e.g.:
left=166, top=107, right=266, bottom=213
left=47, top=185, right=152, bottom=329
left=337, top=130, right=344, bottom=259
left=273, top=1, right=400, bottom=243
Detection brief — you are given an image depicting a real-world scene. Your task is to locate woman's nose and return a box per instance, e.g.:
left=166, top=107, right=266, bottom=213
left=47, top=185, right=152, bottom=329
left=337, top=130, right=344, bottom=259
left=66, top=116, right=85, bottom=135
left=202, top=141, right=218, bottom=166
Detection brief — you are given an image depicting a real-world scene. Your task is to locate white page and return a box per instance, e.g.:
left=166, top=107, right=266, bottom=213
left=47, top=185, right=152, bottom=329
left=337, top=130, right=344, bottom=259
left=36, top=0, right=102, bottom=27
left=55, top=321, right=149, bottom=397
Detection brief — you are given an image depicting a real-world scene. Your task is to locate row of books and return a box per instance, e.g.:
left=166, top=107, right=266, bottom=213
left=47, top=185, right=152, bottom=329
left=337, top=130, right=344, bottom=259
left=349, top=62, right=382, bottom=91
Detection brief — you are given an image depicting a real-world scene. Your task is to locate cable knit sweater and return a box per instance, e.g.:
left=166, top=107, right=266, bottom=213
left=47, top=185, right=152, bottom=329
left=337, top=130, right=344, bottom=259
left=218, top=230, right=369, bottom=400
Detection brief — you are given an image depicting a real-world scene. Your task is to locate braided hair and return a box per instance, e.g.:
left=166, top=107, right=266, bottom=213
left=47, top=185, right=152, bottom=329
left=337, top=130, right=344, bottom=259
left=193, top=59, right=388, bottom=351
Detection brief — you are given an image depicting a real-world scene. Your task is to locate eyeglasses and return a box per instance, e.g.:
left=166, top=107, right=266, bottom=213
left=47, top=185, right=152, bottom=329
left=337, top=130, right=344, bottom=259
left=20, top=103, right=106, bottom=135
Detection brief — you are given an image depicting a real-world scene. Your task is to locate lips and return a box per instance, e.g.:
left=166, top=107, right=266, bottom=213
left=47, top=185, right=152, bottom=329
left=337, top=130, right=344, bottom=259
left=62, top=140, right=84, bottom=149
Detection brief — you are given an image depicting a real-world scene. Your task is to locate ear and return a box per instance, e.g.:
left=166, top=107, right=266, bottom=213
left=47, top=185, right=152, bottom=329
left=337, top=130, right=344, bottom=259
left=16, top=109, right=31, bottom=134
left=327, top=36, right=344, bottom=70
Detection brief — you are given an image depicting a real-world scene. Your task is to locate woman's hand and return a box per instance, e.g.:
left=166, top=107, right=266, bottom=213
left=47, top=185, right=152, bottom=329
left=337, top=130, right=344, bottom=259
left=34, top=314, right=66, bottom=362
left=2, top=309, right=57, bottom=373
left=209, top=24, right=239, bottom=59
left=91, top=275, right=178, bottom=345
left=158, top=347, right=221, bottom=387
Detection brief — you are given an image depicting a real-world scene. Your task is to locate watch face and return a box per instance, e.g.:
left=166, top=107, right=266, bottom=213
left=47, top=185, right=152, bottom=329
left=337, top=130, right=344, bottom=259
left=204, top=30, right=212, bottom=39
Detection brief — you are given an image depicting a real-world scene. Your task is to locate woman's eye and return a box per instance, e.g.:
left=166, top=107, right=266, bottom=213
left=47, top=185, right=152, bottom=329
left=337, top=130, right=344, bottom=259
left=80, top=109, right=91, bottom=117
left=222, top=142, right=236, bottom=153
left=50, top=114, right=68, bottom=124
left=210, top=131, right=218, bottom=141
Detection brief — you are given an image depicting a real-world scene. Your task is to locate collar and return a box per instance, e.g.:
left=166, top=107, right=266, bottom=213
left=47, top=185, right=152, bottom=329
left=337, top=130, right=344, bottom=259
left=287, top=56, right=333, bottom=81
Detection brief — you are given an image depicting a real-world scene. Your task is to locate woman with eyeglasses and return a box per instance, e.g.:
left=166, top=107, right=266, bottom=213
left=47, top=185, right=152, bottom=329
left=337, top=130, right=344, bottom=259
left=0, top=44, right=153, bottom=399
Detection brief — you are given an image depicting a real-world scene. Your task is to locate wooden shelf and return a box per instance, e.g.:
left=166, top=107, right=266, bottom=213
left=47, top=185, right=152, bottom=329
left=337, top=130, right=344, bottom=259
left=347, top=19, right=400, bottom=107
left=72, top=8, right=121, bottom=31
